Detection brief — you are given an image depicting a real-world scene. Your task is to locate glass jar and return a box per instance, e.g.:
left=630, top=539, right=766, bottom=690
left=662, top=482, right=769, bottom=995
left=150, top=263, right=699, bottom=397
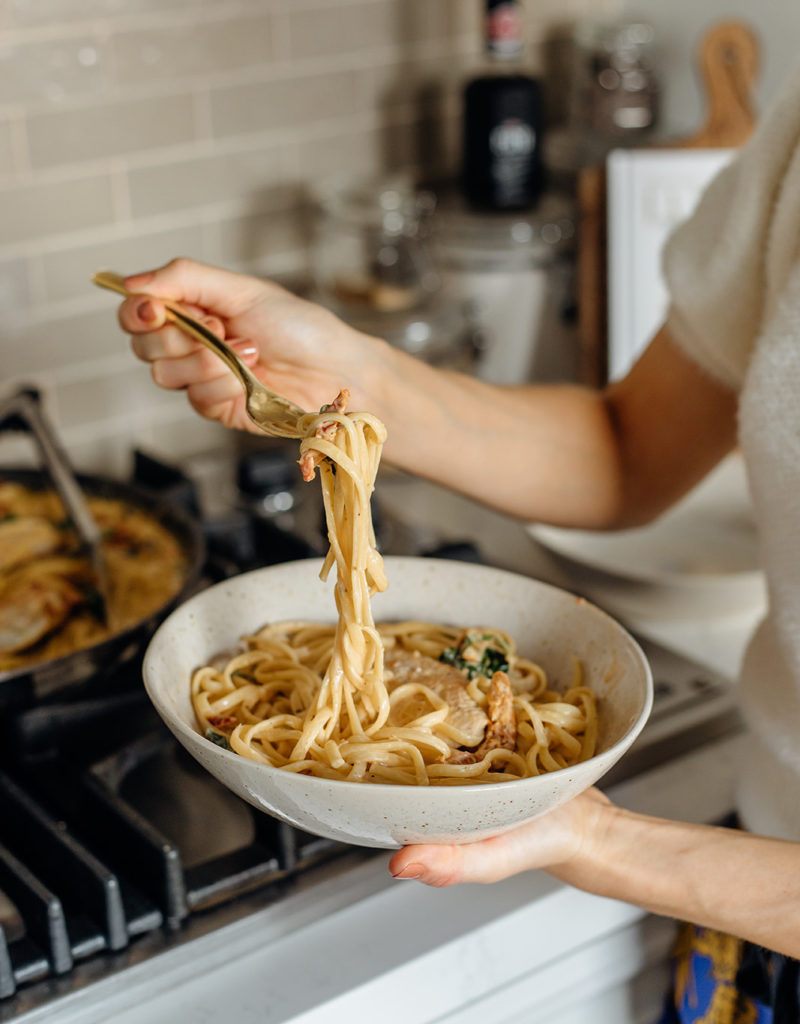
left=434, top=190, right=578, bottom=384
left=311, top=176, right=471, bottom=365
left=568, top=19, right=660, bottom=164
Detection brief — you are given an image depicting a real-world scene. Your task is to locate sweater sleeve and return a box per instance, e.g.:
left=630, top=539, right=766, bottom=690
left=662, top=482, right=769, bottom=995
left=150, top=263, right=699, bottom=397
left=662, top=60, right=800, bottom=391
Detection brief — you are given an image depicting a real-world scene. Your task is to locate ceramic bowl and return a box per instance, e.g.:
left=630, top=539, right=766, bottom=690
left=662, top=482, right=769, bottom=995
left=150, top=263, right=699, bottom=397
left=143, top=557, right=653, bottom=849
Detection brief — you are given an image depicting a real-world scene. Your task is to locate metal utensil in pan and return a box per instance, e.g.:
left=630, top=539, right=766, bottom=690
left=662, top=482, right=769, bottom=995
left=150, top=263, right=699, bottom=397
left=0, top=467, right=204, bottom=704
left=92, top=270, right=307, bottom=439
left=0, top=387, right=110, bottom=624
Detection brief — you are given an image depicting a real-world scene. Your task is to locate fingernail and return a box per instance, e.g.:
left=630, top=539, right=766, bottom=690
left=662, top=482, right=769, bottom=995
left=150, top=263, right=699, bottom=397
left=232, top=339, right=258, bottom=359
left=137, top=299, right=157, bottom=323
left=391, top=863, right=425, bottom=880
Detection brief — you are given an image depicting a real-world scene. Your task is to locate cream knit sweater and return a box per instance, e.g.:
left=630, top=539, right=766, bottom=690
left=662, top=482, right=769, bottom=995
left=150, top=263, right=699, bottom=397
left=662, top=61, right=800, bottom=840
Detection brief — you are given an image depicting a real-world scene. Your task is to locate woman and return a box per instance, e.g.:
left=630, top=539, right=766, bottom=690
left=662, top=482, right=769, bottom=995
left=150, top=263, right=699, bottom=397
left=115, top=61, right=800, bottom=1020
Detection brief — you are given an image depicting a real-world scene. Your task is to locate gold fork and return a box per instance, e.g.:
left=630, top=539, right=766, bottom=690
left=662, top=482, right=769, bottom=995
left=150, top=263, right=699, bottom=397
left=93, top=270, right=306, bottom=439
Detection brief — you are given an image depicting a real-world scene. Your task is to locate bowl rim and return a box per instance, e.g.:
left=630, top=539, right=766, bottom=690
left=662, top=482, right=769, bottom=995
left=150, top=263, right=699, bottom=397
left=143, top=557, right=654, bottom=796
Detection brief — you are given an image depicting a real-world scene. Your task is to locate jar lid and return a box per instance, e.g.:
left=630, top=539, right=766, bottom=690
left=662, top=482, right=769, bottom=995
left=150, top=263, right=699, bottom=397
left=433, top=191, right=575, bottom=269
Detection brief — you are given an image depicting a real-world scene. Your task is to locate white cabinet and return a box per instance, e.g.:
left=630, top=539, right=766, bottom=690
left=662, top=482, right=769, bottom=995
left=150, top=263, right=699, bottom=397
left=439, top=915, right=676, bottom=1024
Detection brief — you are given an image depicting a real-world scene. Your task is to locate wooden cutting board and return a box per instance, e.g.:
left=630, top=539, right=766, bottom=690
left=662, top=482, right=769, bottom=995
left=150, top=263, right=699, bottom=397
left=680, top=20, right=760, bottom=149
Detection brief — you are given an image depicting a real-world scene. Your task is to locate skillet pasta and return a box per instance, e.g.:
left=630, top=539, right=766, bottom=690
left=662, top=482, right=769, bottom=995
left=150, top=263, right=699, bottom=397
left=0, top=480, right=186, bottom=672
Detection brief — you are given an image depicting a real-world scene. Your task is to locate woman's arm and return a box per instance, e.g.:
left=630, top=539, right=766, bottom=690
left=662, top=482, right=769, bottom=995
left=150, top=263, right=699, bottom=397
left=388, top=789, right=800, bottom=958
left=118, top=259, right=738, bottom=530
left=372, top=324, right=739, bottom=528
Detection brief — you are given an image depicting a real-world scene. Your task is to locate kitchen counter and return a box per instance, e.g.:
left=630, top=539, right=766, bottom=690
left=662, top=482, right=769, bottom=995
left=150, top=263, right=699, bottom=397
left=15, top=732, right=744, bottom=1024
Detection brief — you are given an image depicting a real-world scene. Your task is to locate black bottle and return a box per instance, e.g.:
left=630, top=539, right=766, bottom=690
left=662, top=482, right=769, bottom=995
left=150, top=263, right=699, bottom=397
left=461, top=0, right=544, bottom=211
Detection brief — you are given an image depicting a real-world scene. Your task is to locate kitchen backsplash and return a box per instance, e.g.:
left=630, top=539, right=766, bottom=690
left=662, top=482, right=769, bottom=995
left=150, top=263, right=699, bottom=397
left=0, top=0, right=618, bottom=476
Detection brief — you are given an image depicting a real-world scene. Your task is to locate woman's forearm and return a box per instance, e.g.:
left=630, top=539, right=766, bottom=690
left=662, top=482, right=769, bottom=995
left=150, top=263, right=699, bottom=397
left=369, top=343, right=625, bottom=528
left=367, top=326, right=738, bottom=529
left=557, top=805, right=800, bottom=957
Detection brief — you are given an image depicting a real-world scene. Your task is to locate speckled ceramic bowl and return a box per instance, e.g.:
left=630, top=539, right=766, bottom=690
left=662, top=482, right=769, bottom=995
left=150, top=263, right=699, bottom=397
left=143, top=557, right=652, bottom=849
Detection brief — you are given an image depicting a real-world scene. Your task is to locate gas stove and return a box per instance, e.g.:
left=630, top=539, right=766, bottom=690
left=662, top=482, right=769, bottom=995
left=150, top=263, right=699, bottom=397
left=0, top=447, right=749, bottom=1021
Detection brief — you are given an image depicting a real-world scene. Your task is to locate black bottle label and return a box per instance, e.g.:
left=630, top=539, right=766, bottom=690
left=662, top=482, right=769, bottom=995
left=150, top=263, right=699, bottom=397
left=462, top=74, right=543, bottom=211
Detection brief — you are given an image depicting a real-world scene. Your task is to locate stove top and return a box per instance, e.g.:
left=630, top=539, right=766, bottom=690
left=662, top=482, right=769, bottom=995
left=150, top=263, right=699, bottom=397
left=0, top=448, right=745, bottom=1018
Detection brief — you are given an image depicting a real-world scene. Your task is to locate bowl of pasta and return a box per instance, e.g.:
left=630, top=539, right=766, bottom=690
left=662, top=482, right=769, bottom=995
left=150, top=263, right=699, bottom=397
left=143, top=555, right=653, bottom=849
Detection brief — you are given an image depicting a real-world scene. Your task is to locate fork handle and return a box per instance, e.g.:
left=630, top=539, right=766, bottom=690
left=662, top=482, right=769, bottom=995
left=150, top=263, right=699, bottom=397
left=92, top=270, right=262, bottom=394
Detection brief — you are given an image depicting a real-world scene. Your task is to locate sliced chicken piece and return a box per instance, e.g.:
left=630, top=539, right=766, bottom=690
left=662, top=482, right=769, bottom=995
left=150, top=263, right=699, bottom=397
left=446, top=671, right=517, bottom=765
left=298, top=389, right=350, bottom=482
left=0, top=482, right=33, bottom=516
left=385, top=647, right=488, bottom=747
left=0, top=575, right=83, bottom=654
left=0, top=516, right=63, bottom=573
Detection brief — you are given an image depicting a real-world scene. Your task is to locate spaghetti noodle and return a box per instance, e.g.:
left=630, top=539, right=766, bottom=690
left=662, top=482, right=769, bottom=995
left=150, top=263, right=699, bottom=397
left=192, top=394, right=598, bottom=785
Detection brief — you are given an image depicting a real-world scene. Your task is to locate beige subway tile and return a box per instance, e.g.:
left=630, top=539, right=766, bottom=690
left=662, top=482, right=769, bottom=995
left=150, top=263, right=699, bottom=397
left=0, top=257, right=31, bottom=312
left=0, top=433, right=38, bottom=468
left=58, top=416, right=186, bottom=478
left=2, top=309, right=125, bottom=377
left=128, top=146, right=291, bottom=219
left=214, top=204, right=309, bottom=271
left=449, top=0, right=483, bottom=39
left=41, top=224, right=206, bottom=303
left=111, top=13, right=273, bottom=86
left=393, top=0, right=461, bottom=45
left=9, top=0, right=214, bottom=27
left=59, top=429, right=144, bottom=478
left=0, top=174, right=115, bottom=245
left=361, top=54, right=466, bottom=120
left=289, top=125, right=381, bottom=184
left=27, top=93, right=196, bottom=170
left=210, top=69, right=359, bottom=138
left=0, top=32, right=113, bottom=105
left=54, top=362, right=175, bottom=430
left=0, top=121, right=14, bottom=178
left=133, top=412, right=233, bottom=467
left=288, top=1, right=396, bottom=60
left=10, top=0, right=237, bottom=27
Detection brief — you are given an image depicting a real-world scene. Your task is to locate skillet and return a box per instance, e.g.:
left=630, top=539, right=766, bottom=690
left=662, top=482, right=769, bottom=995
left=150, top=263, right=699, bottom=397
left=0, top=467, right=205, bottom=705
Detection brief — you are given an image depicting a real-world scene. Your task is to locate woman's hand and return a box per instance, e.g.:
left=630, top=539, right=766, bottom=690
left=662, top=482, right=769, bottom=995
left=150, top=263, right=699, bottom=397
left=115, top=261, right=737, bottom=527
left=388, top=788, right=614, bottom=887
left=389, top=786, right=800, bottom=958
left=117, top=258, right=388, bottom=434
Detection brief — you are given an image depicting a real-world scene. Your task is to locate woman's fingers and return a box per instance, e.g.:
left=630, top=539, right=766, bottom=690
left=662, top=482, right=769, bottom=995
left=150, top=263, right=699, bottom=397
left=387, top=791, right=611, bottom=888
left=118, top=294, right=169, bottom=335
left=124, top=257, right=268, bottom=319
left=388, top=827, right=543, bottom=887
left=183, top=371, right=263, bottom=432
left=148, top=350, right=223, bottom=391
left=130, top=328, right=197, bottom=363
left=120, top=288, right=227, bottom=338
left=388, top=834, right=533, bottom=887
left=389, top=845, right=472, bottom=887
left=142, top=338, right=259, bottom=390
left=125, top=295, right=233, bottom=373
